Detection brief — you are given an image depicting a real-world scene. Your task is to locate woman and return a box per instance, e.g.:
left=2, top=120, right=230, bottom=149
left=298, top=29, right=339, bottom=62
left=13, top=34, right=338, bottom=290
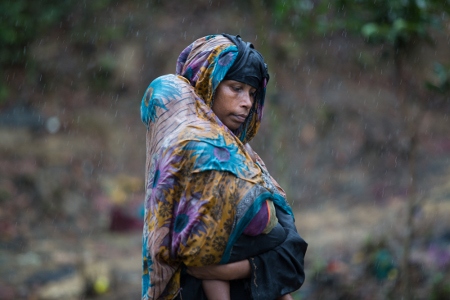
left=140, top=34, right=307, bottom=300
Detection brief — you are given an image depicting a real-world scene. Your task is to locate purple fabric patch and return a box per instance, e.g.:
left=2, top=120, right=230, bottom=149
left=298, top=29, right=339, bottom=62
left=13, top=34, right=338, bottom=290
left=243, top=201, right=269, bottom=236
left=218, top=52, right=234, bottom=66
left=213, top=147, right=230, bottom=162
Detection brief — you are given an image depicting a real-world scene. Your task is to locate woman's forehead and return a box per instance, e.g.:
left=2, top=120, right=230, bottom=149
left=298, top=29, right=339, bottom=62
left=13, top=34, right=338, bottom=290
left=222, top=79, right=257, bottom=90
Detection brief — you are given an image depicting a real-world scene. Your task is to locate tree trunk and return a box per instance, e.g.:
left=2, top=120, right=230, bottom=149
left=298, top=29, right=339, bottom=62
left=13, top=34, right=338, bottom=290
left=395, top=47, right=418, bottom=300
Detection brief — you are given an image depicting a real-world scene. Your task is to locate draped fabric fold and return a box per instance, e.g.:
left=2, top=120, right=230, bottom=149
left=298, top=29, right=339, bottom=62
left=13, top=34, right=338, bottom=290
left=140, top=35, right=292, bottom=300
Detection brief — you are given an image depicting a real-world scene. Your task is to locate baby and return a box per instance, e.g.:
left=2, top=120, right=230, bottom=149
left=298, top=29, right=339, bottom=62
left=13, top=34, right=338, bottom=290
left=202, top=199, right=281, bottom=300
left=201, top=144, right=290, bottom=300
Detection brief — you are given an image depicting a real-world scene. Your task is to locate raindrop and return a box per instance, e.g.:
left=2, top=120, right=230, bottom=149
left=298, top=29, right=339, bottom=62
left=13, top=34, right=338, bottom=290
left=45, top=116, right=61, bottom=134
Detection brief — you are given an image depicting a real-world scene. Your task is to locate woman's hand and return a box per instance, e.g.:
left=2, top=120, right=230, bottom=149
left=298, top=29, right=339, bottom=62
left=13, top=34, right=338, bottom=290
left=187, top=260, right=251, bottom=281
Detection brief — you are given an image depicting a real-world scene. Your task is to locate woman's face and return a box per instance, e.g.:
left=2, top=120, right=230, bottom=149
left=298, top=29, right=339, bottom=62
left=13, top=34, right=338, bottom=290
left=212, top=80, right=257, bottom=130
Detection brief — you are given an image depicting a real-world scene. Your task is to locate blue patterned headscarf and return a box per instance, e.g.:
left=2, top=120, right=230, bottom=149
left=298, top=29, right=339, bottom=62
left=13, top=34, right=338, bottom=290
left=174, top=34, right=269, bottom=144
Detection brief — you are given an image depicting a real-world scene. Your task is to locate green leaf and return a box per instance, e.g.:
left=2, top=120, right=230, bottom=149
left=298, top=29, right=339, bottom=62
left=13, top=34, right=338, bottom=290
left=361, top=23, right=379, bottom=38
left=393, top=18, right=408, bottom=32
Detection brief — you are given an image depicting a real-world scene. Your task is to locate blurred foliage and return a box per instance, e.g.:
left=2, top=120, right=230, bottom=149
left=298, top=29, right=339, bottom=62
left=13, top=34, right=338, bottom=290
left=336, top=0, right=450, bottom=49
left=0, top=0, right=116, bottom=66
left=316, top=104, right=336, bottom=136
left=427, top=63, right=450, bottom=94
left=273, top=0, right=450, bottom=48
left=430, top=272, right=450, bottom=300
left=271, top=0, right=329, bottom=37
left=68, top=0, right=124, bottom=48
left=360, top=238, right=398, bottom=280
left=272, top=0, right=450, bottom=111
left=89, top=53, right=117, bottom=90
left=0, top=0, right=115, bottom=103
left=0, top=0, right=71, bottom=66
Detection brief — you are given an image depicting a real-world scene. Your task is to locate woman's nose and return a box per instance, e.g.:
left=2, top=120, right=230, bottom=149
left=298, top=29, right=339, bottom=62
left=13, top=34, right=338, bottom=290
left=241, top=93, right=253, bottom=108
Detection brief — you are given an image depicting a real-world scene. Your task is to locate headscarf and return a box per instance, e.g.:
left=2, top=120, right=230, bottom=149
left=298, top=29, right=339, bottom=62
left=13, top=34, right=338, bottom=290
left=175, top=34, right=269, bottom=144
left=140, top=34, right=291, bottom=300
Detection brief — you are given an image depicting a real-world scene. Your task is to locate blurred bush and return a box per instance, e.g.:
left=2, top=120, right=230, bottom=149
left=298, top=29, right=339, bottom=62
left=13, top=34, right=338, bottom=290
left=0, top=0, right=71, bottom=66
left=0, top=0, right=115, bottom=103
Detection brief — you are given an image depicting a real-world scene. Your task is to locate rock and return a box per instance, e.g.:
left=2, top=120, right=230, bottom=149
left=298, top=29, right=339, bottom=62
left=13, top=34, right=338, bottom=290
left=109, top=205, right=143, bottom=232
left=62, top=191, right=88, bottom=218
left=0, top=283, right=17, bottom=299
left=83, top=259, right=112, bottom=296
left=26, top=265, right=85, bottom=300
left=0, top=105, right=45, bottom=131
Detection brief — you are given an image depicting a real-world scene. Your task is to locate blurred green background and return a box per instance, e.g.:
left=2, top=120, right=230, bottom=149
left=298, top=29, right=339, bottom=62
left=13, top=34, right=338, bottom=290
left=1, top=0, right=450, bottom=299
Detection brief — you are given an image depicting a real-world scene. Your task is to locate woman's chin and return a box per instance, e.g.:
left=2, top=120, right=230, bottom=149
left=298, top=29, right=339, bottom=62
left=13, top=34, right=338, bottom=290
left=225, top=123, right=240, bottom=131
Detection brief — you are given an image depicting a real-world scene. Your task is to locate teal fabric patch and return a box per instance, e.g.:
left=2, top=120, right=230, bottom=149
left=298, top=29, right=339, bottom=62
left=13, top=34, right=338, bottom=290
left=183, top=135, right=249, bottom=177
left=141, top=75, right=182, bottom=127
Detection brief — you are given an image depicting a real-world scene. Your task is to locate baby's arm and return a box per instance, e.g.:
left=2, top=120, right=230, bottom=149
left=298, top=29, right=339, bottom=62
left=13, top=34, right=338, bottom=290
left=202, top=280, right=230, bottom=300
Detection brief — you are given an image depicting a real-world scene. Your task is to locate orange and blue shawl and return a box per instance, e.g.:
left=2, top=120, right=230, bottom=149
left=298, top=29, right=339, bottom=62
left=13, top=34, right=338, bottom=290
left=140, top=35, right=292, bottom=300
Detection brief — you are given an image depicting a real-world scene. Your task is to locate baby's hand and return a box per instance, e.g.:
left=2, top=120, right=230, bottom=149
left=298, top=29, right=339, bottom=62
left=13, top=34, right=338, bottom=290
left=277, top=294, right=294, bottom=300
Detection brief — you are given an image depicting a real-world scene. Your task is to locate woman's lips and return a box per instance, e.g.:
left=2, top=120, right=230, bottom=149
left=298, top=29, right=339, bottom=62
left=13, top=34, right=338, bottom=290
left=233, top=114, right=247, bottom=123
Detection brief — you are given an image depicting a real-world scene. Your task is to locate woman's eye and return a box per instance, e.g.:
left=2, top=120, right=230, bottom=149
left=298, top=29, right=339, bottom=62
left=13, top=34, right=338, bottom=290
left=232, top=86, right=242, bottom=92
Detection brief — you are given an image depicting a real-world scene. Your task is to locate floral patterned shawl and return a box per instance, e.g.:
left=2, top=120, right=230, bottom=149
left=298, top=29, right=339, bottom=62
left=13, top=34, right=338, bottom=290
left=140, top=35, right=292, bottom=300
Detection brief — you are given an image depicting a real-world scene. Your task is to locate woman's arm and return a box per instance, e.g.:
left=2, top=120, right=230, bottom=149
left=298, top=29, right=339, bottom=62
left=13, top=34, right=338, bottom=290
left=187, top=208, right=307, bottom=300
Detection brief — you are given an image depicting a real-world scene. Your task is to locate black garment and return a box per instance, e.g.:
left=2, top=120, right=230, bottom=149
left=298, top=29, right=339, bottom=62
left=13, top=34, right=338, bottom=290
left=222, top=33, right=269, bottom=90
left=176, top=208, right=308, bottom=300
